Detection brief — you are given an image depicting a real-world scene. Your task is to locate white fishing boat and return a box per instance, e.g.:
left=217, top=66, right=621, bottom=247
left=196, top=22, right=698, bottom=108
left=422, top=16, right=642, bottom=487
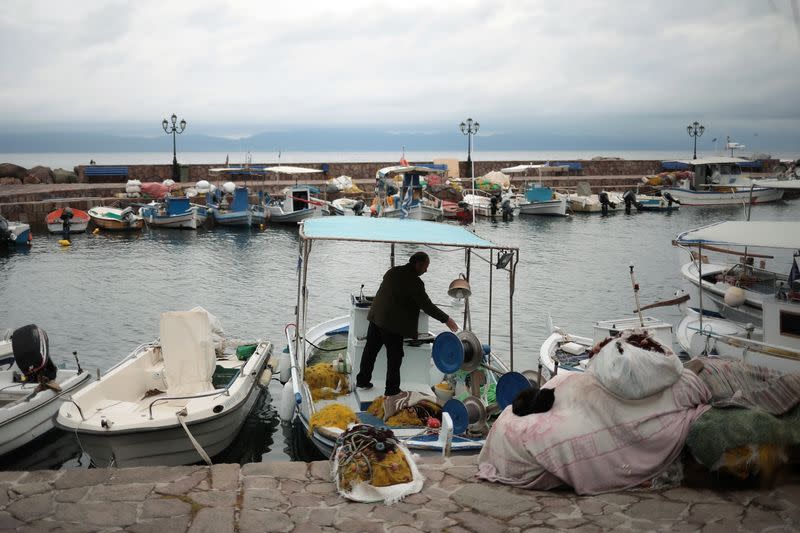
left=56, top=308, right=274, bottom=467
left=375, top=166, right=445, bottom=221
left=659, top=157, right=784, bottom=206
left=1, top=325, right=91, bottom=457
left=567, top=182, right=624, bottom=214
left=140, top=197, right=209, bottom=230
left=280, top=217, right=531, bottom=458
left=502, top=164, right=568, bottom=217
left=675, top=221, right=800, bottom=325
left=260, top=166, right=330, bottom=224
left=45, top=208, right=90, bottom=234
left=673, top=221, right=800, bottom=373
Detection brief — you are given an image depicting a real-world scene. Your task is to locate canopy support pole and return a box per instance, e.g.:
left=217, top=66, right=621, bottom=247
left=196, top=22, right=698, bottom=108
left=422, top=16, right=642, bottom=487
left=488, top=249, right=493, bottom=361
left=698, top=243, right=704, bottom=334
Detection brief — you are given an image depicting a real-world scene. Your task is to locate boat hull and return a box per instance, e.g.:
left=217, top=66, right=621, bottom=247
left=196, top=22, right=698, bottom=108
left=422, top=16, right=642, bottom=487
left=660, top=187, right=784, bottom=206
left=0, top=370, right=92, bottom=456
left=2, top=221, right=32, bottom=246
left=45, top=209, right=91, bottom=234
left=142, top=208, right=208, bottom=229
left=380, top=205, right=444, bottom=221
left=267, top=207, right=320, bottom=224
left=519, top=197, right=567, bottom=216
left=69, top=381, right=266, bottom=467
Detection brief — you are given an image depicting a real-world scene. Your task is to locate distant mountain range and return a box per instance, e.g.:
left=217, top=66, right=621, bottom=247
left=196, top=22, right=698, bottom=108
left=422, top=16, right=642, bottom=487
left=0, top=128, right=701, bottom=153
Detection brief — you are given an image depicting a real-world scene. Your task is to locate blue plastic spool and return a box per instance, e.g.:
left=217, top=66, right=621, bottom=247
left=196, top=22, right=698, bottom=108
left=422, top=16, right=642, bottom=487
left=496, top=371, right=533, bottom=410
left=442, top=399, right=469, bottom=435
left=432, top=331, right=464, bottom=374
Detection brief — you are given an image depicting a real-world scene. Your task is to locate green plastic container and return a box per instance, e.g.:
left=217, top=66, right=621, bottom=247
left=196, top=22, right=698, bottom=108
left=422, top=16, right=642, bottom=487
left=236, top=344, right=258, bottom=361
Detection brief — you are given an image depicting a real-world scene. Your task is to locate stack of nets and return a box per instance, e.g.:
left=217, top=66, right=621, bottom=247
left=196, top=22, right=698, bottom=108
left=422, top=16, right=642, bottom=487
left=333, top=425, right=413, bottom=493
left=304, top=363, right=350, bottom=401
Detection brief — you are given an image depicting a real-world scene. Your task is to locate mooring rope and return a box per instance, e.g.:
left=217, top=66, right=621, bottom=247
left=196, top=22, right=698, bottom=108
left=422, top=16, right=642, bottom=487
left=177, top=408, right=212, bottom=465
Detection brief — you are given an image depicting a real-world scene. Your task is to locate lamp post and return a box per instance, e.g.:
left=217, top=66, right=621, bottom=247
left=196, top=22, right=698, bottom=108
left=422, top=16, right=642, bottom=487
left=162, top=114, right=187, bottom=181
left=687, top=121, right=704, bottom=160
left=460, top=117, right=479, bottom=223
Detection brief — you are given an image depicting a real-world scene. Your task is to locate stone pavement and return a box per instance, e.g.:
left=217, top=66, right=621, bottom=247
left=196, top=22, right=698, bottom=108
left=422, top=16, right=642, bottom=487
left=0, top=456, right=797, bottom=532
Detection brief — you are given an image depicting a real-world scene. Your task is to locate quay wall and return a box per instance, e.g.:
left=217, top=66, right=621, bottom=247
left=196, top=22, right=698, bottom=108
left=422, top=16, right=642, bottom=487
left=75, top=158, right=781, bottom=185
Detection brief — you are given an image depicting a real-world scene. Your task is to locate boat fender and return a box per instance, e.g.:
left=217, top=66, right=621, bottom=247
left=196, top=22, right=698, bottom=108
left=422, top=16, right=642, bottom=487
left=92, top=228, right=100, bottom=234
left=279, top=348, right=291, bottom=384
left=59, top=239, right=71, bottom=247
left=279, top=381, right=296, bottom=422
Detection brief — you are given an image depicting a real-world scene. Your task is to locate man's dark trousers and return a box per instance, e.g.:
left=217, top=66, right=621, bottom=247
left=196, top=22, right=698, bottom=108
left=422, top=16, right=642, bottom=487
left=356, top=321, right=404, bottom=396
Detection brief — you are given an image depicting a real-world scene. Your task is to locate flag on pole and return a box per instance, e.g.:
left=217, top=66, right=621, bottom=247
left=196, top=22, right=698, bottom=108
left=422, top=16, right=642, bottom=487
left=225, top=154, right=229, bottom=166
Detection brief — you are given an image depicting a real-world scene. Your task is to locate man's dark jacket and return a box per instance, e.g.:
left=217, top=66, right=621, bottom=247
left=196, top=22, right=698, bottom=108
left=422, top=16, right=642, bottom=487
left=367, top=263, right=450, bottom=338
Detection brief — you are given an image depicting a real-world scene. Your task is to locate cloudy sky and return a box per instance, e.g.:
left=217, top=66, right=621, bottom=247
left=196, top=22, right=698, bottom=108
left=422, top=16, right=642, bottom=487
left=1, top=0, right=799, bottom=149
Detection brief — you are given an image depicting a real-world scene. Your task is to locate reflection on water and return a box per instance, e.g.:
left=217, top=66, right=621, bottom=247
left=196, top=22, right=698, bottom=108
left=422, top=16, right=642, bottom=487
left=0, top=201, right=796, bottom=469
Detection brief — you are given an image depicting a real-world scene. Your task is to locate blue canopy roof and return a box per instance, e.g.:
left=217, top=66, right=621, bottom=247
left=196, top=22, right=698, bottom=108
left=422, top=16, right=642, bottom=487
left=301, top=217, right=509, bottom=249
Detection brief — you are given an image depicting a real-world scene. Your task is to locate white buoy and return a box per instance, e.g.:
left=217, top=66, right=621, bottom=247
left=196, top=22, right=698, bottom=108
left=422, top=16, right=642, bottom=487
left=279, top=348, right=291, bottom=384
left=222, top=181, right=236, bottom=194
left=724, top=286, right=746, bottom=307
left=279, top=382, right=296, bottom=422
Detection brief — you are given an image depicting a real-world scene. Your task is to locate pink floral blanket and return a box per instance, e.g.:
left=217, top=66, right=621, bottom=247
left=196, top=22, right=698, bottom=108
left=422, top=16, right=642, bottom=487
left=477, top=369, right=711, bottom=494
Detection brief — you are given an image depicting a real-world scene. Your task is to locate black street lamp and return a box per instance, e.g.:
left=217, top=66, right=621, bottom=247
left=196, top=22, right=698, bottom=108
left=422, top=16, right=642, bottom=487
left=687, top=121, right=704, bottom=160
left=162, top=114, right=187, bottom=181
left=459, top=117, right=479, bottom=190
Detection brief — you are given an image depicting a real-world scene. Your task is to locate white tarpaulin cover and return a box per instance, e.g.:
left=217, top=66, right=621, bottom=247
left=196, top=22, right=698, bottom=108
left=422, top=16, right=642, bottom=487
left=263, top=166, right=323, bottom=174
left=161, top=310, right=216, bottom=395
left=675, top=221, right=800, bottom=250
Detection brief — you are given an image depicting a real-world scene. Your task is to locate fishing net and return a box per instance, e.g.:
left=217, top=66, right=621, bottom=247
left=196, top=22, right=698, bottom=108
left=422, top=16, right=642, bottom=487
left=304, top=363, right=350, bottom=401
left=332, top=424, right=423, bottom=503
left=309, top=403, right=358, bottom=434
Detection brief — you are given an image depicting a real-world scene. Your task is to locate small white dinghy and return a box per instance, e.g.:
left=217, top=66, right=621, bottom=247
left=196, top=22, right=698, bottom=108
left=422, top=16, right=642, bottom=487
left=1, top=325, right=91, bottom=457
left=56, top=308, right=273, bottom=467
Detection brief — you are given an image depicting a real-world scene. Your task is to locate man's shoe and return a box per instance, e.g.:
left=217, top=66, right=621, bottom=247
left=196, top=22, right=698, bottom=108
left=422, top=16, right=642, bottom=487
left=356, top=382, right=374, bottom=390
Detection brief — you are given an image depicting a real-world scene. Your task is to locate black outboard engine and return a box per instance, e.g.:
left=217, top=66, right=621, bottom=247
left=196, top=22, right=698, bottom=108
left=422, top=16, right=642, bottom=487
left=662, top=191, right=680, bottom=207
left=501, top=197, right=513, bottom=221
left=11, top=324, right=57, bottom=383
left=598, top=191, right=611, bottom=216
left=622, top=190, right=637, bottom=214
left=0, top=215, right=10, bottom=245
left=60, top=207, right=74, bottom=240
left=352, top=200, right=365, bottom=216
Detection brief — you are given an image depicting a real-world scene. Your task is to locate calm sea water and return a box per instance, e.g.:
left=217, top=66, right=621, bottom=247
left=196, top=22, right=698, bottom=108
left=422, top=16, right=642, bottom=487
left=2, top=149, right=798, bottom=169
left=1, top=201, right=797, bottom=469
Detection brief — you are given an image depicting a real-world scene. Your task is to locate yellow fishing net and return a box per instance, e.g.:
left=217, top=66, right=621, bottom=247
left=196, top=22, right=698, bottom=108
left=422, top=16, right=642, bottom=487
left=339, top=448, right=413, bottom=491
left=366, top=397, right=385, bottom=418
left=718, top=444, right=788, bottom=480
left=308, top=403, right=358, bottom=434
left=304, top=363, right=350, bottom=401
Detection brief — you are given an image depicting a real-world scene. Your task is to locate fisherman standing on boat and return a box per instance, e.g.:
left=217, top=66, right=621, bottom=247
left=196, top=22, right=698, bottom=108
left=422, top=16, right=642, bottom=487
left=356, top=251, right=459, bottom=397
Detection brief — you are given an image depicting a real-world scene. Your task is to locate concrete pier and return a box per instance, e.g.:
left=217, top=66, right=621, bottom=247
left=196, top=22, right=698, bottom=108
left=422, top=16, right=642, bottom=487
left=1, top=456, right=797, bottom=532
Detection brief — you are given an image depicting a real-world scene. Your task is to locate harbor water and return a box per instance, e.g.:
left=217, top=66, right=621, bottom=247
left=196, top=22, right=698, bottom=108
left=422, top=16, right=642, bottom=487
left=1, top=200, right=797, bottom=469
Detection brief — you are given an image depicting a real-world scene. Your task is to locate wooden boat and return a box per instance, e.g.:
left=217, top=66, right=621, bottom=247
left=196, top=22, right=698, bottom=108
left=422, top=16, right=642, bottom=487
left=280, top=217, right=528, bottom=458
left=45, top=208, right=90, bottom=234
left=88, top=206, right=144, bottom=231
left=56, top=308, right=274, bottom=467
left=207, top=184, right=267, bottom=227
left=266, top=185, right=327, bottom=224
left=140, top=197, right=208, bottom=229
left=0, top=324, right=91, bottom=457
left=502, top=164, right=567, bottom=217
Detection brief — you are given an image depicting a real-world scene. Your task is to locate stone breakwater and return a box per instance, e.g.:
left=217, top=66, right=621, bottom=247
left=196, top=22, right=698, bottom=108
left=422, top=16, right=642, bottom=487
left=0, top=456, right=797, bottom=532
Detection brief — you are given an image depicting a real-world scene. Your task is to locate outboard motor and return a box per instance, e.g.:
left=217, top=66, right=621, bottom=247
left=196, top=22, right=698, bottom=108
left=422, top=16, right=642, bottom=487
left=11, top=324, right=57, bottom=383
left=0, top=215, right=11, bottom=245
left=352, top=200, right=365, bottom=216
left=598, top=191, right=611, bottom=216
left=501, top=197, right=513, bottom=221
left=622, top=190, right=637, bottom=214
left=60, top=207, right=74, bottom=240
left=662, top=191, right=680, bottom=207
